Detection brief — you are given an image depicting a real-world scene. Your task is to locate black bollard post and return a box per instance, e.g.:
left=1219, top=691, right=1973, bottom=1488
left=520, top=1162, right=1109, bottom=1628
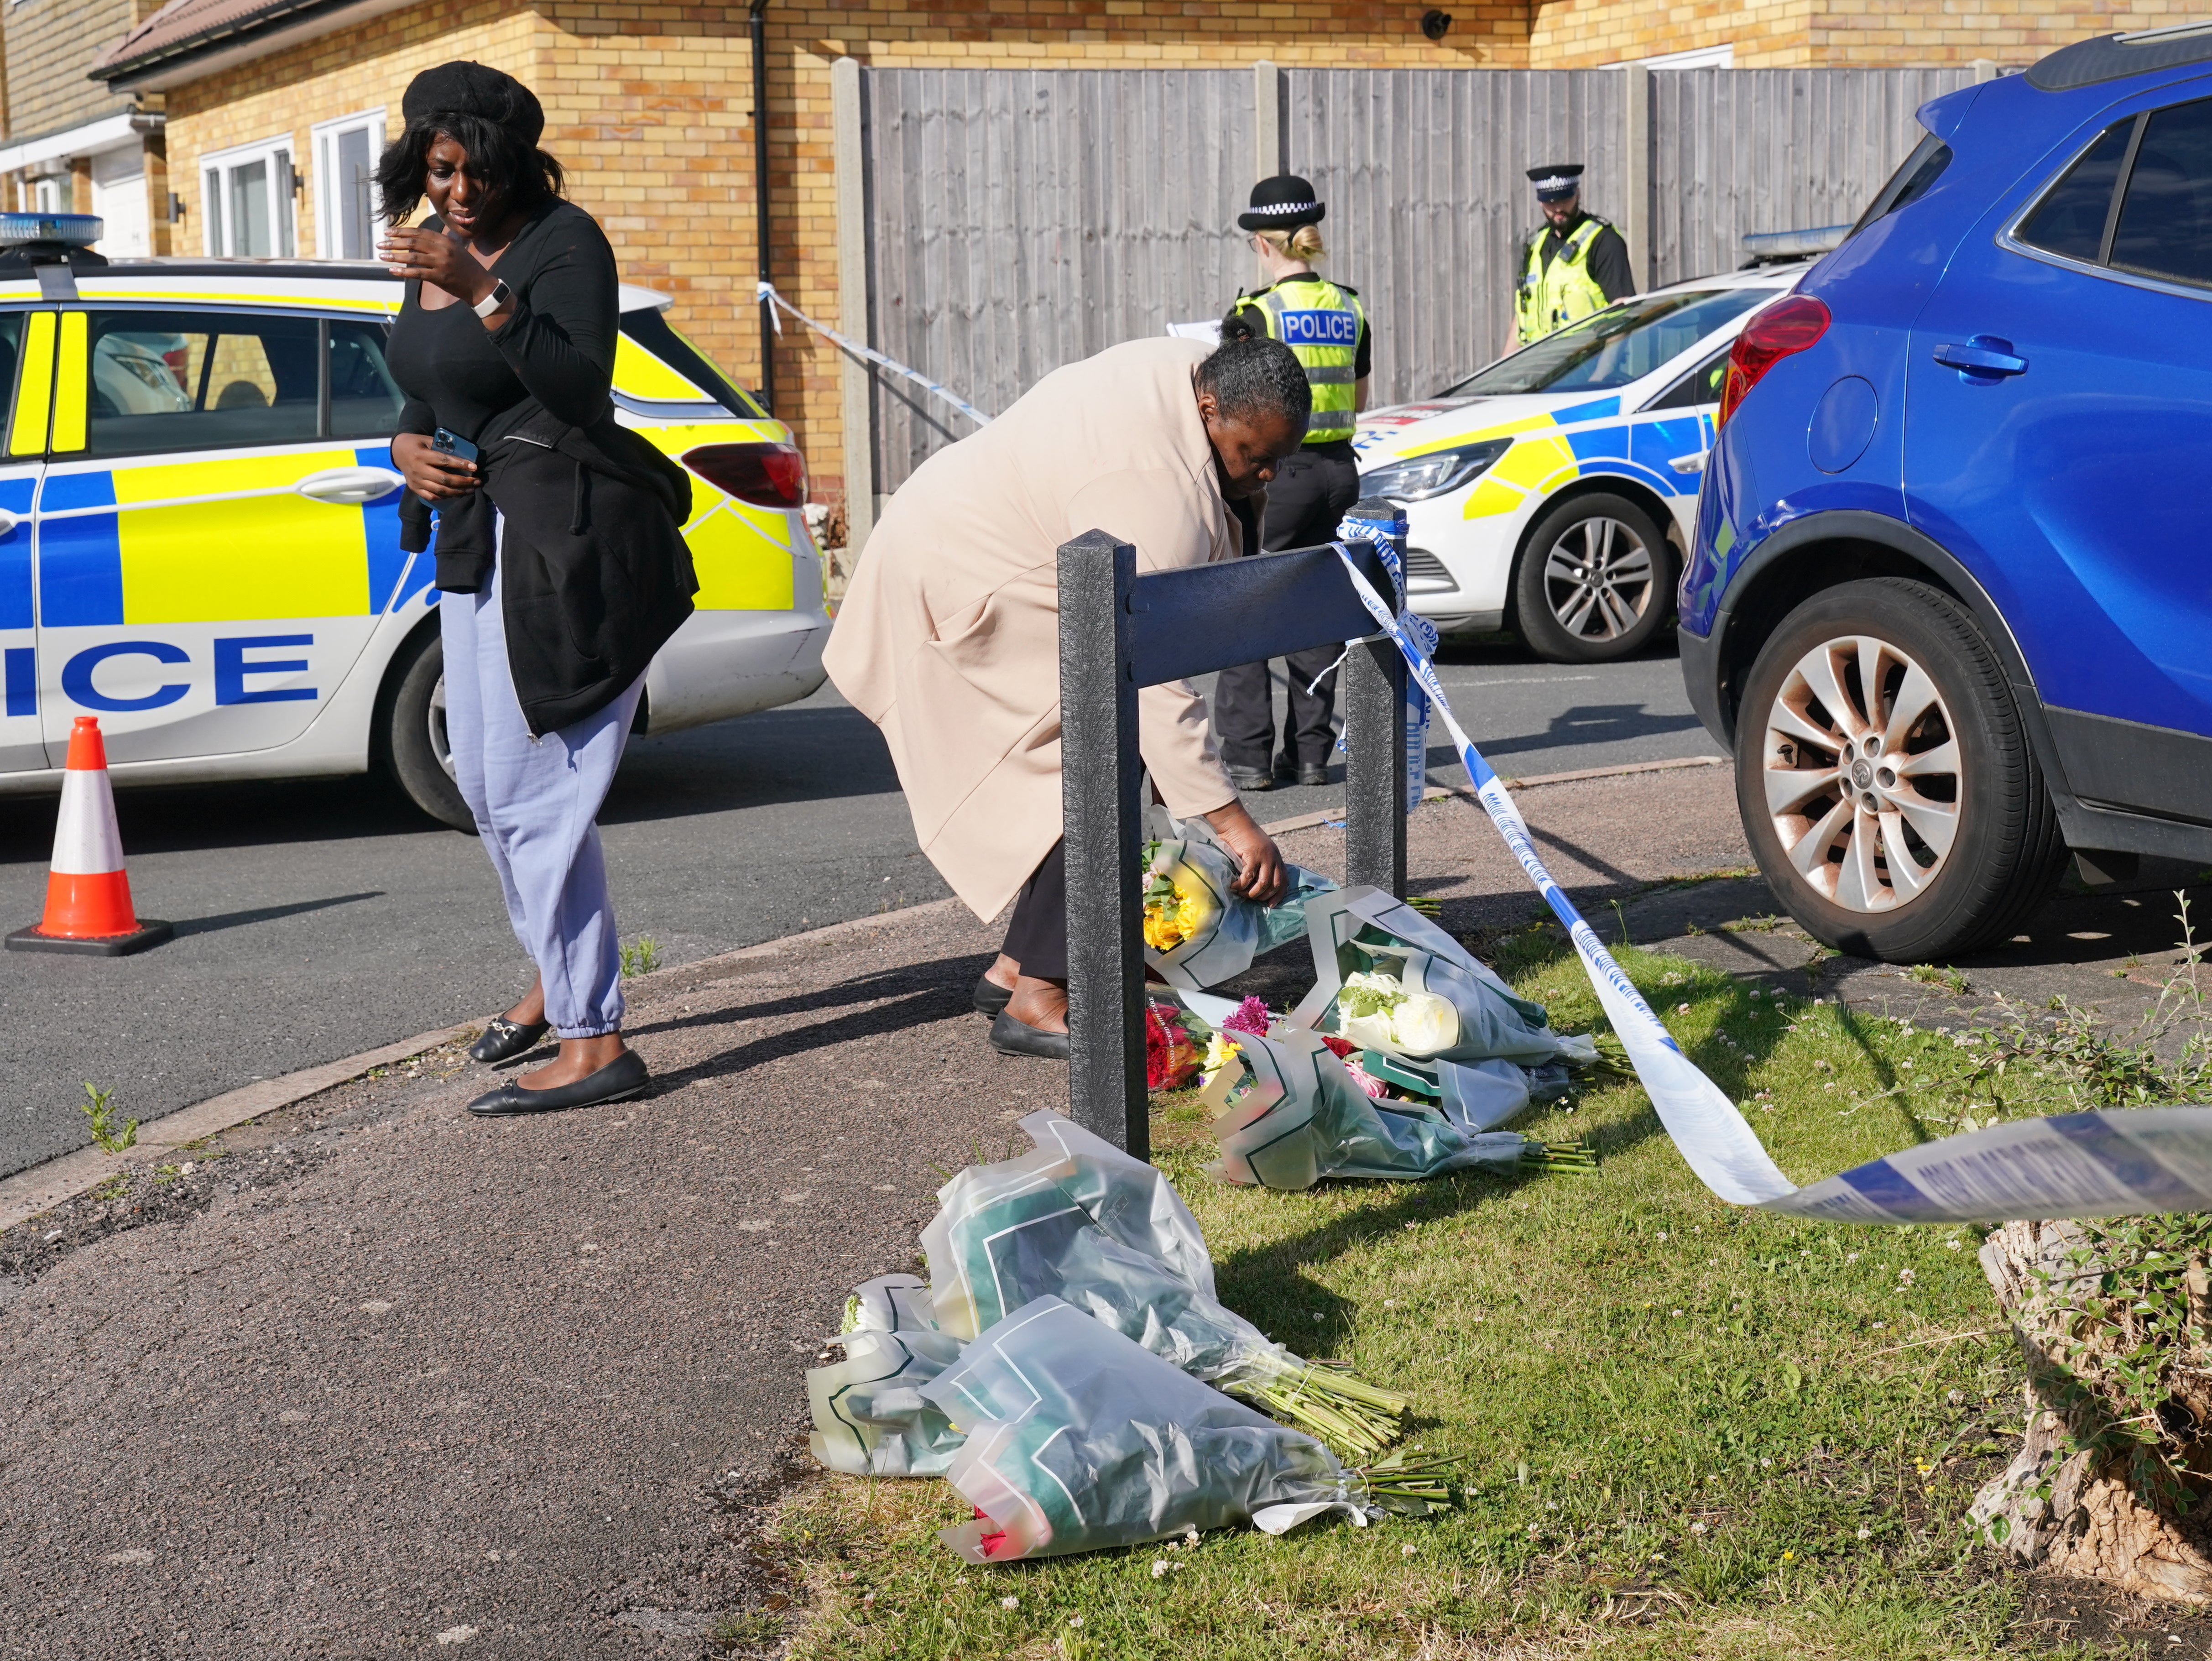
left=1057, top=530, right=1149, bottom=1156
left=1340, top=498, right=1408, bottom=898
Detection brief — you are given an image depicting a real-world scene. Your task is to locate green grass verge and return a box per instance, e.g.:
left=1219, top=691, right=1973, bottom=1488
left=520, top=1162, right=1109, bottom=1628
left=770, top=930, right=2135, bottom=1661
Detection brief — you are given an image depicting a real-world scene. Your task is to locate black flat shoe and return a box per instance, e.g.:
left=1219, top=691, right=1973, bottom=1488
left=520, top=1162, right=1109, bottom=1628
left=989, top=1009, right=1070, bottom=1060
left=470, top=1015, right=551, bottom=1064
left=973, top=974, right=1014, bottom=1019
left=467, top=1050, right=649, bottom=1117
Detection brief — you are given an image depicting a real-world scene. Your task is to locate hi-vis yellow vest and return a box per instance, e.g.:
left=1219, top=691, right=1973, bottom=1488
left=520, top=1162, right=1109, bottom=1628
left=1233, top=278, right=1364, bottom=444
left=1516, top=216, right=1612, bottom=344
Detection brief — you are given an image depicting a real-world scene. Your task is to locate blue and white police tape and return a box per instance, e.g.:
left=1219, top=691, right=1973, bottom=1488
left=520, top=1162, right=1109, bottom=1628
left=755, top=282, right=994, bottom=430
left=1335, top=505, right=1434, bottom=815
left=1329, top=537, right=2212, bottom=1225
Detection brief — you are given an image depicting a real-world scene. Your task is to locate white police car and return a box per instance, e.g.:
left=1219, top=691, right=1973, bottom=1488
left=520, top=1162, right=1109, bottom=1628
left=0, top=214, right=830, bottom=828
left=1354, top=263, right=1803, bottom=664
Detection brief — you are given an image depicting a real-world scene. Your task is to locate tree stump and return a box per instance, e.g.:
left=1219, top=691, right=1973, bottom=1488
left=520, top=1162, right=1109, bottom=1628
left=1969, top=1218, right=2212, bottom=1604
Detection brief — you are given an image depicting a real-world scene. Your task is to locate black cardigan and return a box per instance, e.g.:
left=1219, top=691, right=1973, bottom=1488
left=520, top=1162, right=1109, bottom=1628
left=388, top=199, right=696, bottom=735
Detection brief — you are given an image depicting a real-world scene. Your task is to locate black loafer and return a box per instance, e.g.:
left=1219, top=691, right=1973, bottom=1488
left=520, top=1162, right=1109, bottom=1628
left=1227, top=766, right=1274, bottom=793
left=988, top=1010, right=1070, bottom=1060
left=973, top=974, right=1013, bottom=1019
left=467, top=1050, right=649, bottom=1117
left=470, top=1015, right=551, bottom=1064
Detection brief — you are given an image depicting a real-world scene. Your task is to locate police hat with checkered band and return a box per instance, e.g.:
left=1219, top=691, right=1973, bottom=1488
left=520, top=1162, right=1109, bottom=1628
left=1527, top=163, right=1586, bottom=203
left=1237, top=174, right=1326, bottom=232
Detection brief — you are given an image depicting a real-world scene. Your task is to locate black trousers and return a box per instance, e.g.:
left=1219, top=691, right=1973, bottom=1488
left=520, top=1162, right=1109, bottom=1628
left=1213, top=441, right=1364, bottom=773
left=1001, top=838, right=1067, bottom=981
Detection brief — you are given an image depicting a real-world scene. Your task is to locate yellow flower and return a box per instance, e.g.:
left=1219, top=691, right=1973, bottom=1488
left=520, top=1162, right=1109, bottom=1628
left=1200, top=1031, right=1242, bottom=1087
left=1143, top=878, right=1201, bottom=952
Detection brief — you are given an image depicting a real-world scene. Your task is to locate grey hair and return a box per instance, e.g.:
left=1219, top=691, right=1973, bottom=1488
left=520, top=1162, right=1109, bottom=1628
left=1195, top=337, right=1311, bottom=429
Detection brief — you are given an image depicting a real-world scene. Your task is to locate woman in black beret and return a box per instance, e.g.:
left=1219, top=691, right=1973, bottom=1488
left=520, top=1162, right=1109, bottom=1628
left=376, top=61, right=698, bottom=1118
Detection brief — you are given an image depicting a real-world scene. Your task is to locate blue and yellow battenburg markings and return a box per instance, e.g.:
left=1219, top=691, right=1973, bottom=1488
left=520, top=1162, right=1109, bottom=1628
left=34, top=446, right=420, bottom=627
left=1375, top=393, right=1718, bottom=520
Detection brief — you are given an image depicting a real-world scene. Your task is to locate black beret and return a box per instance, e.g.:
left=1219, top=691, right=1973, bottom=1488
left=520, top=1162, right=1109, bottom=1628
left=402, top=61, right=545, bottom=146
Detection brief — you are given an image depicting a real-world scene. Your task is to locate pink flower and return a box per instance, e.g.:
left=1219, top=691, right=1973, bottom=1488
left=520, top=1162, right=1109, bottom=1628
left=1342, top=1057, right=1390, bottom=1099
left=1221, top=997, right=1273, bottom=1037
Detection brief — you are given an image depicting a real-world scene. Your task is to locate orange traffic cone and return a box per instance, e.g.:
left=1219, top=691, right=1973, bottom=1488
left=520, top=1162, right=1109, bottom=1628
left=7, top=716, right=172, bottom=956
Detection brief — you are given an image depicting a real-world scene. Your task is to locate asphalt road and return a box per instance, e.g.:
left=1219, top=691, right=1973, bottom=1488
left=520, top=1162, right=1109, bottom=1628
left=0, top=632, right=1717, bottom=1178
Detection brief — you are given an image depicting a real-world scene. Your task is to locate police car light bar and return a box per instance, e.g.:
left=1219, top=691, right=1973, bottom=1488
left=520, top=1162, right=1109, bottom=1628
left=0, top=212, right=104, bottom=249
left=1738, top=223, right=1850, bottom=261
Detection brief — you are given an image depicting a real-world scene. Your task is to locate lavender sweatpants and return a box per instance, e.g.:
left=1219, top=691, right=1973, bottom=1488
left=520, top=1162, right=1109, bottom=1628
left=439, top=543, right=643, bottom=1039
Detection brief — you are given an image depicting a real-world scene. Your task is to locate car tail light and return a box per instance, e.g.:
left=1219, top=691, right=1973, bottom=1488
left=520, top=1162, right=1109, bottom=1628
left=682, top=442, right=808, bottom=508
left=1717, top=296, right=1832, bottom=428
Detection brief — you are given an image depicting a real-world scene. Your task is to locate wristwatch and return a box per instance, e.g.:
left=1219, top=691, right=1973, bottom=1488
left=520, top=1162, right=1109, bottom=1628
left=472, top=279, right=512, bottom=320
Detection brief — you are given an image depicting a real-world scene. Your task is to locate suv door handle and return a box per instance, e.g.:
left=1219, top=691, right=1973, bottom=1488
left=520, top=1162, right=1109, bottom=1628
left=296, top=466, right=404, bottom=505
left=1669, top=450, right=1708, bottom=475
left=1933, top=338, right=2029, bottom=379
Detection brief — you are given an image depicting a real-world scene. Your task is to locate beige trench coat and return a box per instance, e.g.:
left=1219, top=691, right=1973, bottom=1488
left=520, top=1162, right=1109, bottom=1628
left=823, top=337, right=1241, bottom=923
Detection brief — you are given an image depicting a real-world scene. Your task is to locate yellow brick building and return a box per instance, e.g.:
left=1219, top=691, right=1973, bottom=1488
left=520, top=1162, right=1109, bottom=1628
left=60, top=0, right=2192, bottom=551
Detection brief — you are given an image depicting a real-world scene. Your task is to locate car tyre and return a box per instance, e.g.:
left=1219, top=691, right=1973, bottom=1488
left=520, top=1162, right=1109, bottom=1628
left=380, top=626, right=475, bottom=832
left=1513, top=491, right=1677, bottom=664
left=1734, top=577, right=2066, bottom=963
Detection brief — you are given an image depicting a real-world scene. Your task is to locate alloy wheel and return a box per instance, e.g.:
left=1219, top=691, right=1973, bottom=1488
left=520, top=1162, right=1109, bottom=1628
left=428, top=674, right=457, bottom=783
left=1542, top=516, right=1655, bottom=642
left=1759, top=633, right=1962, bottom=913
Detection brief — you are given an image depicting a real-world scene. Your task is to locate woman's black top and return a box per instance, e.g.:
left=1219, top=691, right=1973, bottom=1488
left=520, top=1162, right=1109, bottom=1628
left=386, top=198, right=697, bottom=736
left=387, top=199, right=620, bottom=447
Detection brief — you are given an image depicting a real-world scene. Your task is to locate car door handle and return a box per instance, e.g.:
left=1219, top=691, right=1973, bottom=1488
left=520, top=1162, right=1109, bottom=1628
left=1669, top=450, right=1708, bottom=475
left=296, top=466, right=404, bottom=505
left=1933, top=339, right=2029, bottom=378
left=0, top=510, right=16, bottom=535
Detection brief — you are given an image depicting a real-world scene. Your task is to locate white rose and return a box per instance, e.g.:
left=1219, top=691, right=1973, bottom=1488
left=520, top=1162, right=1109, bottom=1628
left=1340, top=1008, right=1397, bottom=1050
left=1389, top=991, right=1460, bottom=1055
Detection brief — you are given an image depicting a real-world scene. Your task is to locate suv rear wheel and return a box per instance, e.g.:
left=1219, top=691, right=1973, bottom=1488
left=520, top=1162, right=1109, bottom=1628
left=1735, top=577, right=2065, bottom=961
left=1513, top=491, right=1677, bottom=663
left=380, top=626, right=475, bottom=832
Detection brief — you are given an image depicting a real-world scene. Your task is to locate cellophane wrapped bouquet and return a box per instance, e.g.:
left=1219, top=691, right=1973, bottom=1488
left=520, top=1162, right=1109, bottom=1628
left=925, top=1297, right=1448, bottom=1563
left=1289, top=887, right=1598, bottom=1070
left=919, top=1112, right=1409, bottom=1455
left=807, top=1274, right=966, bottom=1478
left=1143, top=834, right=1337, bottom=991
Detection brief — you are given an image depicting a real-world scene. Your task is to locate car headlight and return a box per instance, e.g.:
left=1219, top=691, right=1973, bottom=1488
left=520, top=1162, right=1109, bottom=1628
left=1359, top=438, right=1511, bottom=502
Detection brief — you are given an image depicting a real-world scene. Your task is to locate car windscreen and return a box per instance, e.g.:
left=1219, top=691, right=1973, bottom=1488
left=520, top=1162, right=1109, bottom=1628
left=1443, top=288, right=1773, bottom=397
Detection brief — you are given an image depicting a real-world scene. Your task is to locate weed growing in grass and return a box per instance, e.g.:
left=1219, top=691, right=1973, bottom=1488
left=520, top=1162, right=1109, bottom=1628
left=1909, top=963, right=1971, bottom=996
left=78, top=1082, right=136, bottom=1155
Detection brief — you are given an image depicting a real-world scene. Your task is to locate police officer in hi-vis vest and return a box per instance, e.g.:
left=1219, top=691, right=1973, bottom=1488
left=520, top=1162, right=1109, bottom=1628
left=1511, top=162, right=1636, bottom=350
left=1214, top=174, right=1372, bottom=792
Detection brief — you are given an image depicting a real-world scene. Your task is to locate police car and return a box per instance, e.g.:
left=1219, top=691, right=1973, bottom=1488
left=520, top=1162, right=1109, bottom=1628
left=0, top=214, right=830, bottom=830
left=1353, top=263, right=1805, bottom=664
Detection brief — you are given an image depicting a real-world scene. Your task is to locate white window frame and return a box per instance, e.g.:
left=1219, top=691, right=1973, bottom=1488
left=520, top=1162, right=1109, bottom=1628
left=200, top=133, right=298, bottom=258
left=1637, top=43, right=1735, bottom=69
left=311, top=107, right=386, bottom=261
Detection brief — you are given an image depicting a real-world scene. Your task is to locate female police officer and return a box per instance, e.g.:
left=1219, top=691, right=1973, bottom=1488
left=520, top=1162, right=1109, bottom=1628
left=1212, top=174, right=1371, bottom=791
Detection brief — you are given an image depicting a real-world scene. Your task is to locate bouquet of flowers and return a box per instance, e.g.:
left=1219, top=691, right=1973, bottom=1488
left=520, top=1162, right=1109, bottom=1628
left=1143, top=836, right=1336, bottom=992
left=1146, top=1001, right=1206, bottom=1090
left=920, top=1114, right=1408, bottom=1455
left=807, top=1275, right=967, bottom=1478
left=1203, top=1020, right=1545, bottom=1190
left=924, top=1297, right=1425, bottom=1563
left=1293, top=887, right=1597, bottom=1068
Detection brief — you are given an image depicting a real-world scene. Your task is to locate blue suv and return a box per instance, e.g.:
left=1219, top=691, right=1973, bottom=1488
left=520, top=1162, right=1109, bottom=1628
left=1682, top=25, right=2212, bottom=962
